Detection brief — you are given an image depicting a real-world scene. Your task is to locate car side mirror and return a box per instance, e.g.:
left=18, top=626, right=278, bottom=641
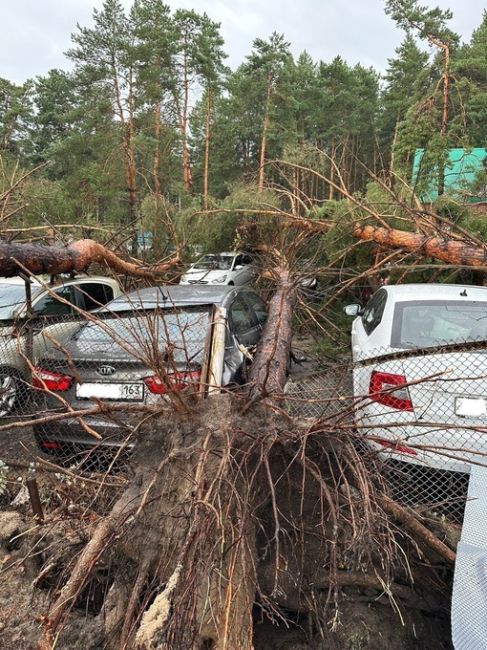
left=344, top=304, right=362, bottom=317
left=234, top=265, right=244, bottom=270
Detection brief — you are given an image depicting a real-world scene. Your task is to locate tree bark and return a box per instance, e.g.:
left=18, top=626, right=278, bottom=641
left=354, top=224, right=487, bottom=268
left=248, top=266, right=297, bottom=403
left=258, top=77, right=272, bottom=192
left=203, top=87, right=212, bottom=210
left=0, top=239, right=180, bottom=278
left=152, top=101, right=162, bottom=196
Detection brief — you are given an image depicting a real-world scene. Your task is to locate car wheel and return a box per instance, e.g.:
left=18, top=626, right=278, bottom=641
left=0, top=369, right=20, bottom=417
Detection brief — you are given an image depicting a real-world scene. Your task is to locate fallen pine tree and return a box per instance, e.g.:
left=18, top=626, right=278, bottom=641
left=0, top=238, right=458, bottom=649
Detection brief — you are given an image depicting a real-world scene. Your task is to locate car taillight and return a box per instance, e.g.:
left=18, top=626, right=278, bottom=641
left=369, top=370, right=413, bottom=411
left=32, top=367, right=73, bottom=392
left=40, top=440, right=62, bottom=450
left=143, top=370, right=201, bottom=395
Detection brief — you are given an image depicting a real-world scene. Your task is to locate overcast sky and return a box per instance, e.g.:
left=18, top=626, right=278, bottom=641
left=1, top=0, right=485, bottom=84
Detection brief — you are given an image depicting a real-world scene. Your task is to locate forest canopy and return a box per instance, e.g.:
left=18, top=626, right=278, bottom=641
left=1, top=0, right=487, bottom=252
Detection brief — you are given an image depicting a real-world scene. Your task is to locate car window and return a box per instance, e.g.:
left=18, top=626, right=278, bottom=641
left=77, top=282, right=115, bottom=311
left=229, top=296, right=255, bottom=338
left=245, top=292, right=267, bottom=326
left=194, top=254, right=233, bottom=271
left=75, top=308, right=210, bottom=365
left=391, top=300, right=487, bottom=348
left=234, top=254, right=252, bottom=267
left=33, top=286, right=77, bottom=316
left=0, top=284, right=27, bottom=320
left=361, top=289, right=387, bottom=335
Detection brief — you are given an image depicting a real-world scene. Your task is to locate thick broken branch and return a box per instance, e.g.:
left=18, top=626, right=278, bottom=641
left=354, top=224, right=487, bottom=268
left=0, top=239, right=180, bottom=278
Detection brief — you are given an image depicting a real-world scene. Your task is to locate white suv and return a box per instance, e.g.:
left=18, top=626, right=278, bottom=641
left=0, top=275, right=122, bottom=416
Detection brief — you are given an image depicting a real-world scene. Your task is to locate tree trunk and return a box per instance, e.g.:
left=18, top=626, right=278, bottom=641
left=152, top=101, right=162, bottom=196
left=328, top=137, right=335, bottom=201
left=181, top=51, right=193, bottom=194
left=0, top=239, right=180, bottom=278
left=31, top=264, right=298, bottom=649
left=111, top=60, right=137, bottom=231
left=248, top=266, right=297, bottom=403
left=354, top=224, right=487, bottom=268
left=203, top=87, right=212, bottom=210
left=258, top=78, right=272, bottom=192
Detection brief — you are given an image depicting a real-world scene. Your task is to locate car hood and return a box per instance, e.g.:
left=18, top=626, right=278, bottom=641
left=181, top=268, right=231, bottom=283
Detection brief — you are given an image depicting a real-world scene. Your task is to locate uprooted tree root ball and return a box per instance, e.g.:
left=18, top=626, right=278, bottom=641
left=0, top=395, right=447, bottom=650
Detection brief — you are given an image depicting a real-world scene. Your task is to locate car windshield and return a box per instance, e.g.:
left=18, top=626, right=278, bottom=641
left=74, top=308, right=210, bottom=365
left=392, top=300, right=487, bottom=348
left=0, top=284, right=29, bottom=321
left=193, top=254, right=234, bottom=271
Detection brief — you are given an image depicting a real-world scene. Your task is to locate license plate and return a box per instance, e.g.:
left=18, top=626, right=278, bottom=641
left=455, top=397, right=487, bottom=417
left=76, top=382, right=144, bottom=401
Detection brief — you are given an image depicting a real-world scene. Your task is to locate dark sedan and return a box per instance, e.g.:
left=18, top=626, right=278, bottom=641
left=33, top=285, right=267, bottom=461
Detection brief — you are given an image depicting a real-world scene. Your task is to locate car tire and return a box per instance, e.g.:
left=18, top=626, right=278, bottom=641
left=0, top=369, right=21, bottom=417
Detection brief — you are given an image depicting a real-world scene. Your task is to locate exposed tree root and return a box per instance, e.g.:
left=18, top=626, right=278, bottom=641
left=378, top=494, right=456, bottom=563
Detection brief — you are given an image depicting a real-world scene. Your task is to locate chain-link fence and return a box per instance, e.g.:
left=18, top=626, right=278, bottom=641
left=286, top=341, right=487, bottom=522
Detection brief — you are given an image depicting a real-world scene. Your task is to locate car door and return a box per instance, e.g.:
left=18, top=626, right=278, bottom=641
left=32, top=284, right=79, bottom=317
left=222, top=295, right=259, bottom=383
left=243, top=291, right=267, bottom=336
left=228, top=295, right=260, bottom=347
left=232, top=254, right=255, bottom=285
left=30, top=285, right=83, bottom=359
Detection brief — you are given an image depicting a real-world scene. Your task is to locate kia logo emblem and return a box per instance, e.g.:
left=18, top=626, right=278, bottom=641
left=97, top=365, right=115, bottom=376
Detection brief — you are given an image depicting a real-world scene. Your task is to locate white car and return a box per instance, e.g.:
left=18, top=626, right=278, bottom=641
left=345, top=283, right=487, bottom=473
left=0, top=275, right=122, bottom=416
left=179, top=252, right=256, bottom=286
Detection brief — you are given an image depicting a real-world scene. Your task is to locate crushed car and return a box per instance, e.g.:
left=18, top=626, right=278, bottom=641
left=32, top=285, right=268, bottom=460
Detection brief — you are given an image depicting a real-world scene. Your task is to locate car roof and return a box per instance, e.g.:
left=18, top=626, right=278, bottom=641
left=106, top=285, right=250, bottom=311
left=0, top=274, right=118, bottom=288
left=380, top=283, right=487, bottom=301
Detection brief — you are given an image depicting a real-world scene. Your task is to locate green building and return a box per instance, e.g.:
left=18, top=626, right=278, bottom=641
left=412, top=147, right=487, bottom=202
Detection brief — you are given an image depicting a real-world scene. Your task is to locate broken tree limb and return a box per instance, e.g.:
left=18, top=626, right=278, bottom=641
left=0, top=239, right=181, bottom=278
left=354, top=224, right=487, bottom=268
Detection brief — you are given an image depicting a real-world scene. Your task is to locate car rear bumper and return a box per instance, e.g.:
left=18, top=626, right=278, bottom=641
left=34, top=415, right=134, bottom=452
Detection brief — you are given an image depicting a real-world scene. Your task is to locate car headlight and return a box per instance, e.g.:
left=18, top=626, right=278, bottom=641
left=212, top=275, right=227, bottom=283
